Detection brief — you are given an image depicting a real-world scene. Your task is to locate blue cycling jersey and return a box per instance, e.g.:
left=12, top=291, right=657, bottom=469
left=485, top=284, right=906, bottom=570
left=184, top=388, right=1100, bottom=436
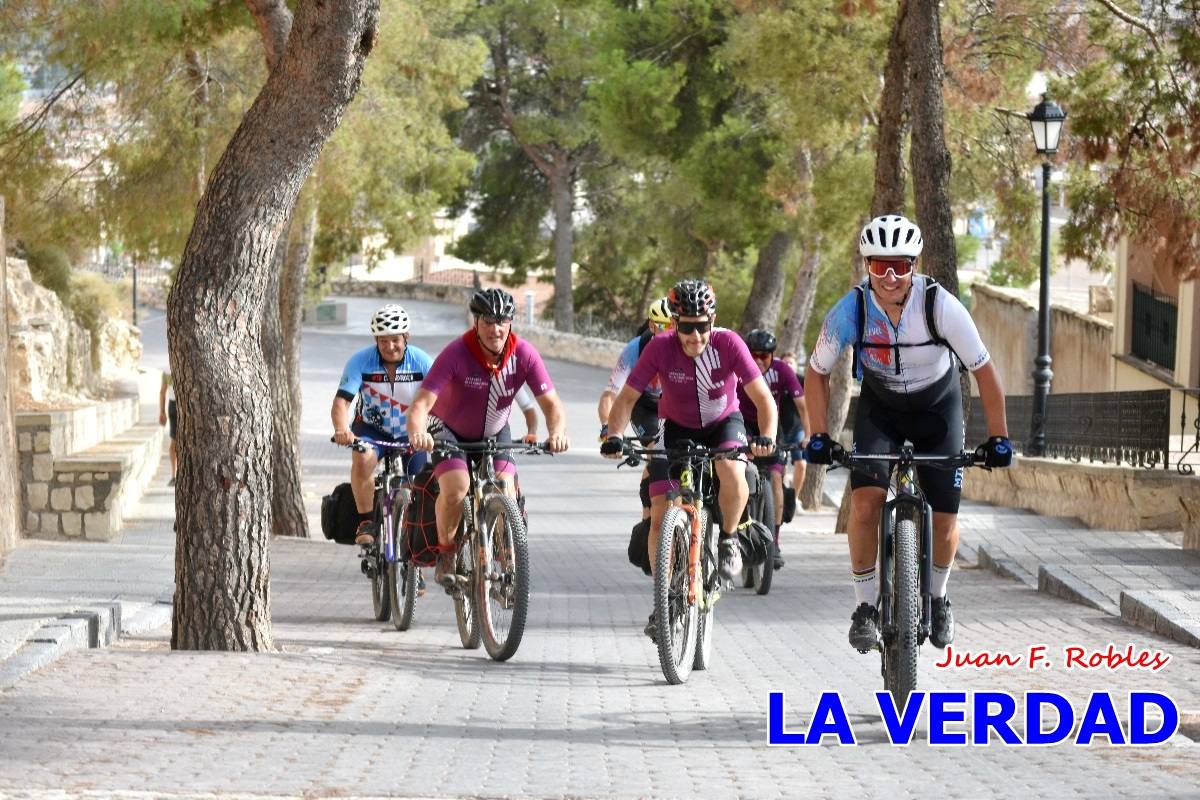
left=336, top=344, right=433, bottom=438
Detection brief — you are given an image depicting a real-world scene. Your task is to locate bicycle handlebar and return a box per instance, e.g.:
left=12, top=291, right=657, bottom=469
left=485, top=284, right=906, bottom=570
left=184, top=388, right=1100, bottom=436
left=832, top=448, right=985, bottom=470
left=616, top=440, right=751, bottom=467
left=430, top=439, right=552, bottom=457
left=330, top=435, right=412, bottom=454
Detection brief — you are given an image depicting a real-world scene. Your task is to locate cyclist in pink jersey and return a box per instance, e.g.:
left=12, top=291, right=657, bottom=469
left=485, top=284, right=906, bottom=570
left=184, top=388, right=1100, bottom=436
left=737, top=329, right=810, bottom=570
left=602, top=279, right=777, bottom=636
left=407, top=287, right=569, bottom=588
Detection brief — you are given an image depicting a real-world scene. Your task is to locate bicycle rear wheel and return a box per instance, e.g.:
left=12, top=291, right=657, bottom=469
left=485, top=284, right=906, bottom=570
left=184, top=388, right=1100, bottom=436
left=655, top=506, right=698, bottom=684
left=693, top=508, right=717, bottom=671
left=477, top=493, right=531, bottom=662
left=453, top=522, right=483, bottom=649
left=370, top=492, right=391, bottom=622
left=883, top=508, right=920, bottom=707
left=388, top=493, right=417, bottom=631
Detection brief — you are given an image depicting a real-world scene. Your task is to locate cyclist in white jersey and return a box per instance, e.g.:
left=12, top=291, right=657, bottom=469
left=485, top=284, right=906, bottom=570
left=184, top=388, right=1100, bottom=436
left=804, top=215, right=1012, bottom=653
left=332, top=304, right=433, bottom=545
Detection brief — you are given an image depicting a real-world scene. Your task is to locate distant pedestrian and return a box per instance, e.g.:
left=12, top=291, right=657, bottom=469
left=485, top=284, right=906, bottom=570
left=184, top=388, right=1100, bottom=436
left=158, top=372, right=178, bottom=487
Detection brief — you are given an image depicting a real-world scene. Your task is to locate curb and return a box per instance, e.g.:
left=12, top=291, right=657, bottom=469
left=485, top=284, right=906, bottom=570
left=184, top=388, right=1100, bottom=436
left=1120, top=590, right=1200, bottom=649
left=976, top=544, right=1037, bottom=588
left=0, top=599, right=171, bottom=690
left=1037, top=565, right=1120, bottom=617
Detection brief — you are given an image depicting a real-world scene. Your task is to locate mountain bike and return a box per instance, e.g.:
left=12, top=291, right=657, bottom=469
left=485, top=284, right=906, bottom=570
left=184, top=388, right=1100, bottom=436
left=830, top=446, right=984, bottom=707
left=338, top=436, right=416, bottom=626
left=620, top=441, right=749, bottom=685
left=740, top=456, right=776, bottom=596
left=431, top=438, right=548, bottom=661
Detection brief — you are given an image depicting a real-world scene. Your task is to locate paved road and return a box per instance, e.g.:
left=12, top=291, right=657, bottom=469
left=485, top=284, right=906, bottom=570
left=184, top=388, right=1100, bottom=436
left=1, top=298, right=1197, bottom=798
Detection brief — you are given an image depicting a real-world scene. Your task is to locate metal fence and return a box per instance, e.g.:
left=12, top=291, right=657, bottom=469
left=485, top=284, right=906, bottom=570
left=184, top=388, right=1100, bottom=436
left=1131, top=282, right=1177, bottom=372
left=965, top=389, right=1172, bottom=469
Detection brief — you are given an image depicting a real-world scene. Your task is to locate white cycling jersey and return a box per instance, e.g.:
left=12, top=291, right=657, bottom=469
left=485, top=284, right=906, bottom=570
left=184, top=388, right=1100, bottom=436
left=809, top=275, right=990, bottom=396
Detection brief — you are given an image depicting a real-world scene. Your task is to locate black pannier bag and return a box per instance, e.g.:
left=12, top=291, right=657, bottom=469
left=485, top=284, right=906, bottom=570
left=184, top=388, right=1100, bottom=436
left=320, top=482, right=360, bottom=545
left=404, top=465, right=442, bottom=566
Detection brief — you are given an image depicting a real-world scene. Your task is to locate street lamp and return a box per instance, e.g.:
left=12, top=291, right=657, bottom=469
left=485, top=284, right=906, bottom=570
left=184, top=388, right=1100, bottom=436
left=1027, top=94, right=1066, bottom=457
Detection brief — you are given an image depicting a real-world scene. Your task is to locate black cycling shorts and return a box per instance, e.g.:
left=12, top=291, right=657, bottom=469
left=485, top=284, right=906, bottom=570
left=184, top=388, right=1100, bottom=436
left=851, top=368, right=965, bottom=514
left=647, top=412, right=748, bottom=498
left=431, top=423, right=516, bottom=479
left=630, top=393, right=662, bottom=445
left=167, top=400, right=178, bottom=440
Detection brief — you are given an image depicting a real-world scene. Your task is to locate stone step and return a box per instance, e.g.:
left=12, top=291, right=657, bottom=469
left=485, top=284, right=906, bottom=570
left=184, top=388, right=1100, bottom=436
left=22, top=423, right=164, bottom=541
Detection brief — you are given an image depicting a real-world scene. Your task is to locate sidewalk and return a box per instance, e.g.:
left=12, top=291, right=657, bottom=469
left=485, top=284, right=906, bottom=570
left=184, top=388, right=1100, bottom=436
left=0, top=462, right=176, bottom=689
left=819, top=468, right=1200, bottom=648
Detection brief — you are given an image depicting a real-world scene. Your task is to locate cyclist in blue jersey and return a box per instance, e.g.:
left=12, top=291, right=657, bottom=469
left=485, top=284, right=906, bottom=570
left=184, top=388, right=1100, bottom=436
left=332, top=304, right=433, bottom=545
left=803, top=215, right=1012, bottom=653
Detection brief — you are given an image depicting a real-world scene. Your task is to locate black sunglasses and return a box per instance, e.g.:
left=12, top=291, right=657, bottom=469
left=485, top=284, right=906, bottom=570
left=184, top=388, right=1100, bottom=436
left=751, top=350, right=774, bottom=359
left=676, top=320, right=712, bottom=335
left=478, top=315, right=513, bottom=325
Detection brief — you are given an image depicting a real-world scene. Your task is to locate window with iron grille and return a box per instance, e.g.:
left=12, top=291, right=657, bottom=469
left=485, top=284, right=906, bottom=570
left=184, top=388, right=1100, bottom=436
left=1130, top=282, right=1177, bottom=372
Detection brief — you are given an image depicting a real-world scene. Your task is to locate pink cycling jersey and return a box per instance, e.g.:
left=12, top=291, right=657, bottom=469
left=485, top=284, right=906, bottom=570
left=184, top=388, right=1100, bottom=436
left=736, top=357, right=803, bottom=428
left=422, top=335, right=553, bottom=440
left=626, top=328, right=761, bottom=429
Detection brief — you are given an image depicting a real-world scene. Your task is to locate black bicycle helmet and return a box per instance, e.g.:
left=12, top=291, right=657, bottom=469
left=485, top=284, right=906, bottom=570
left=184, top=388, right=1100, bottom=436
left=666, top=279, right=717, bottom=318
left=745, top=329, right=777, bottom=353
left=469, top=287, right=516, bottom=320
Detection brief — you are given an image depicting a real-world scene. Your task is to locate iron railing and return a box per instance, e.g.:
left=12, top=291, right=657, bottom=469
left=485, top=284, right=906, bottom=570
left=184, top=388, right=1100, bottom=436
left=1130, top=282, right=1177, bottom=372
left=966, top=389, right=1172, bottom=468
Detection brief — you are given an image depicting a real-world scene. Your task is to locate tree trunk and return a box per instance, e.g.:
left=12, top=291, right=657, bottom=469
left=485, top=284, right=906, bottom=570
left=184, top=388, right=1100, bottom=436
left=777, top=234, right=821, bottom=356
left=245, top=0, right=293, bottom=70
left=263, top=234, right=309, bottom=539
left=282, top=192, right=316, bottom=426
left=810, top=2, right=914, bottom=524
left=802, top=226, right=867, bottom=519
left=739, top=230, right=790, bottom=334
left=0, top=197, right=19, bottom=554
left=247, top=0, right=310, bottom=539
left=551, top=163, right=574, bottom=332
left=166, top=0, right=378, bottom=651
left=872, top=0, right=910, bottom=218
left=906, top=0, right=958, bottom=295
left=183, top=49, right=210, bottom=199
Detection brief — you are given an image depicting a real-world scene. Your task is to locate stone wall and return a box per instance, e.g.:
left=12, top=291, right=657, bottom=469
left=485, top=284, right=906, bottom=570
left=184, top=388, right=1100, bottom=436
left=330, top=279, right=474, bottom=306
left=970, top=284, right=1113, bottom=395
left=0, top=197, right=18, bottom=556
left=5, top=258, right=142, bottom=407
left=518, top=324, right=625, bottom=370
left=962, top=457, right=1200, bottom=549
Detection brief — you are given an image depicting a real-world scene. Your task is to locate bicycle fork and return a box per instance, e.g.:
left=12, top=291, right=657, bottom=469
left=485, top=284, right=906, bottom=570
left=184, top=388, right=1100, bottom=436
left=685, top=503, right=702, bottom=604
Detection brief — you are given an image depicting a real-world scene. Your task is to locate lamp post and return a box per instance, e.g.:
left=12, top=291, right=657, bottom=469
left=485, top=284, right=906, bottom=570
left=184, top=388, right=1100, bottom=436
left=1027, top=94, right=1066, bottom=457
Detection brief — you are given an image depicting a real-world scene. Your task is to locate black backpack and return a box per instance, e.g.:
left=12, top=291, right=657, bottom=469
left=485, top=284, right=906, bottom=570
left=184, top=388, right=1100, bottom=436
left=320, top=483, right=360, bottom=545
left=851, top=276, right=965, bottom=380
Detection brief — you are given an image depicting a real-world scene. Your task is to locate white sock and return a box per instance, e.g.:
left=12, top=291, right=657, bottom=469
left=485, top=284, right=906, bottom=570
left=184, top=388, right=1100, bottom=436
left=851, top=568, right=877, bottom=606
left=931, top=562, right=952, bottom=598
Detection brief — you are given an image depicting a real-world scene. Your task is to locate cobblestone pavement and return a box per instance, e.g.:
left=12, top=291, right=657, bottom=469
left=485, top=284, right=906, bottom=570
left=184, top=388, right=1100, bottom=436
left=0, top=299, right=1196, bottom=798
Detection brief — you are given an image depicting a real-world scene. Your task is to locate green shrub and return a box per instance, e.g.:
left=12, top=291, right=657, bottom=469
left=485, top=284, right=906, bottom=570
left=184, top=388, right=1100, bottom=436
left=68, top=272, right=126, bottom=369
left=23, top=245, right=73, bottom=297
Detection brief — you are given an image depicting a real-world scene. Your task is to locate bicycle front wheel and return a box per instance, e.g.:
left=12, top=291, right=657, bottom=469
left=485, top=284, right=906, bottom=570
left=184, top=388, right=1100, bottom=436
left=883, top=508, right=920, bottom=707
left=655, top=506, right=698, bottom=685
left=477, top=493, right=531, bottom=662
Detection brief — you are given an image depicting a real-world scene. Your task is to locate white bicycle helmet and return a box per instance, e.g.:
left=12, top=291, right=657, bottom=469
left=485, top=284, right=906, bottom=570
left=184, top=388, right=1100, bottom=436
left=859, top=214, right=923, bottom=258
left=369, top=304, right=410, bottom=335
